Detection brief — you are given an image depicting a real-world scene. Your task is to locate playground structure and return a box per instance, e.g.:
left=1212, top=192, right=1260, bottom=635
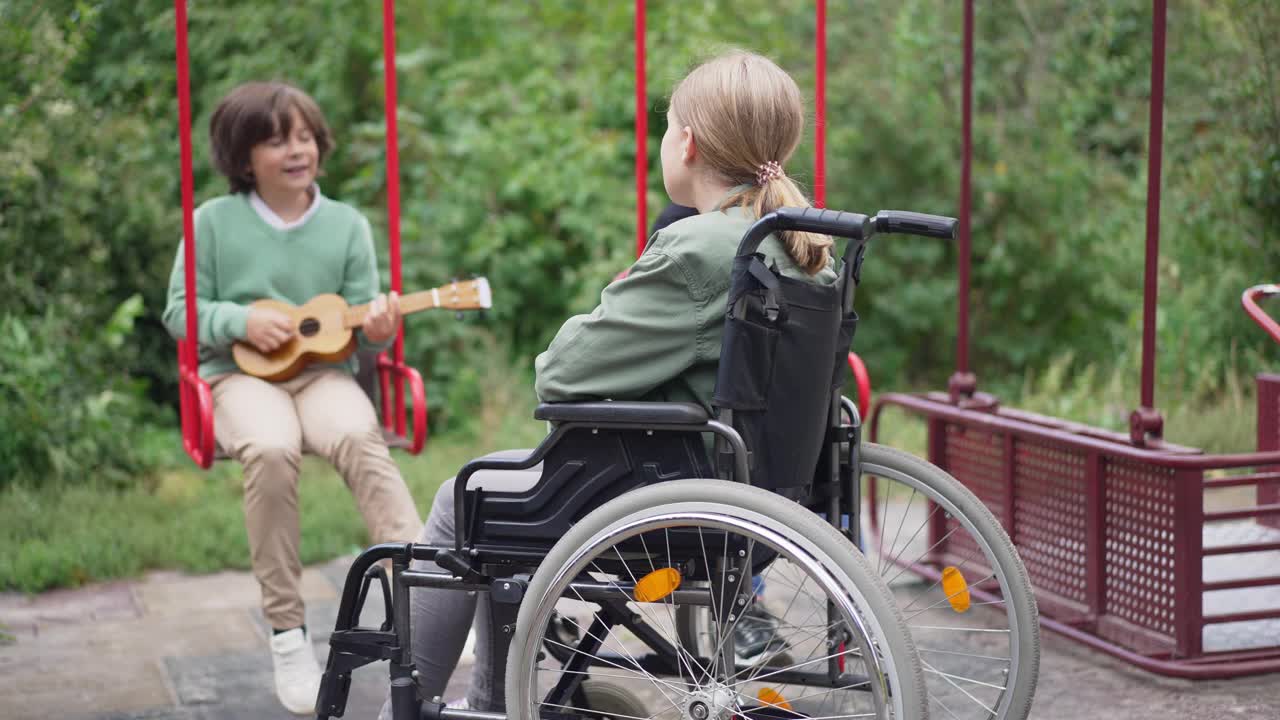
left=871, top=0, right=1280, bottom=678
left=169, top=0, right=1280, bottom=685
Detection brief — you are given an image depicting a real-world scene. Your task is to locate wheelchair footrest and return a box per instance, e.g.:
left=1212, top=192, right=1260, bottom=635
left=317, top=629, right=402, bottom=718
left=329, top=628, right=401, bottom=661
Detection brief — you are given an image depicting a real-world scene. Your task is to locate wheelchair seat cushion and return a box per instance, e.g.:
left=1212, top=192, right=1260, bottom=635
left=534, top=401, right=709, bottom=425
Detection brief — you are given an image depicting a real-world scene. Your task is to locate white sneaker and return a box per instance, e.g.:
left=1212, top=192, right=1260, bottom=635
left=270, top=627, right=321, bottom=715
left=445, top=698, right=471, bottom=710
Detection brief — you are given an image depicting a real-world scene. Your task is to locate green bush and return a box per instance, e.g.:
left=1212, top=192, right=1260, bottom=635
left=0, top=296, right=162, bottom=488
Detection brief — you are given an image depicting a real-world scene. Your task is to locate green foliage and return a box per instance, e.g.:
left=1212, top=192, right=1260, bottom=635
left=0, top=297, right=163, bottom=488
left=0, top=0, right=1277, bottom=496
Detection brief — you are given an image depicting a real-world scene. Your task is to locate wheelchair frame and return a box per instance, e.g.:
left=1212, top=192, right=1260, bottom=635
left=318, top=404, right=864, bottom=720
left=317, top=208, right=958, bottom=720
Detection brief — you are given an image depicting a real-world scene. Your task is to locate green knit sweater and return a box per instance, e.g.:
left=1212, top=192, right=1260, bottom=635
left=162, top=193, right=389, bottom=379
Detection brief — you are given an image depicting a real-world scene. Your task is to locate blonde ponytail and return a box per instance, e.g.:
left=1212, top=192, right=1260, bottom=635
left=740, top=175, right=832, bottom=275
left=670, top=51, right=832, bottom=276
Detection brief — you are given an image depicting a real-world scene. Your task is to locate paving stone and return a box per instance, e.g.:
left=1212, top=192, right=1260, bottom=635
left=0, top=607, right=260, bottom=720
left=4, top=561, right=1278, bottom=720
left=0, top=654, right=173, bottom=720
left=0, top=581, right=141, bottom=635
left=134, top=568, right=334, bottom=618
left=161, top=642, right=391, bottom=720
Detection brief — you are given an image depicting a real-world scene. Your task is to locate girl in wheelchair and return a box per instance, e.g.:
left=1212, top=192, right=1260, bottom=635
left=336, top=48, right=941, bottom=720
left=392, top=50, right=837, bottom=715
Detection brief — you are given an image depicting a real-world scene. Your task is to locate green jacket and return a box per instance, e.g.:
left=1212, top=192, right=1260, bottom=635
left=534, top=205, right=838, bottom=408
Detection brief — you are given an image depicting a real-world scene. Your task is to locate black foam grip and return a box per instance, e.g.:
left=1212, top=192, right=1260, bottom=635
left=873, top=210, right=958, bottom=239
left=774, top=207, right=869, bottom=239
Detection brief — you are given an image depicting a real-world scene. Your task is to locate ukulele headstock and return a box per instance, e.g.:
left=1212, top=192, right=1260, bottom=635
left=437, top=277, right=492, bottom=311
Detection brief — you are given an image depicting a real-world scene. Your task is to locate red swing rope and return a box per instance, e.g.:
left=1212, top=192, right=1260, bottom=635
left=175, top=0, right=214, bottom=468
left=381, top=0, right=406, bottom=441
left=635, top=0, right=647, bottom=258
left=814, top=0, right=826, bottom=209
left=812, top=0, right=871, bottom=417
left=379, top=0, right=427, bottom=452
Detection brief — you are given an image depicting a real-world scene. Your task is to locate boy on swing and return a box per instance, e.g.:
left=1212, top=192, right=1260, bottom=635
left=162, top=81, right=422, bottom=715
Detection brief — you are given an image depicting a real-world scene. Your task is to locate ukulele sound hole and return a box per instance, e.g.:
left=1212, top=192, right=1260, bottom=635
left=299, top=318, right=321, bottom=337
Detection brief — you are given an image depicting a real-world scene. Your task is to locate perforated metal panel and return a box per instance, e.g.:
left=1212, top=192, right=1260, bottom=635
left=1013, top=441, right=1090, bottom=610
left=941, top=424, right=1005, bottom=521
left=1100, top=458, right=1178, bottom=652
left=937, top=424, right=1005, bottom=586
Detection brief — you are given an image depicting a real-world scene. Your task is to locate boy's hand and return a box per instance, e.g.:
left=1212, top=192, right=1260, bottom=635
left=362, top=291, right=400, bottom=345
left=246, top=307, right=295, bottom=353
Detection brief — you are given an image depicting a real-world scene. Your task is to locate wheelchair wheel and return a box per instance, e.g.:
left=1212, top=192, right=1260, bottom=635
left=859, top=442, right=1040, bottom=720
left=506, top=478, right=927, bottom=720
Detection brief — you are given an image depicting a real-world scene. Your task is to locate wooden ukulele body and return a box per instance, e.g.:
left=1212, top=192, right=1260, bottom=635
left=231, top=294, right=358, bottom=382
left=231, top=277, right=491, bottom=382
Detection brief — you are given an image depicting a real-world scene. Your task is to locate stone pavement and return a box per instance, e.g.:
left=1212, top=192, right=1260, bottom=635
left=1, top=559, right=1277, bottom=720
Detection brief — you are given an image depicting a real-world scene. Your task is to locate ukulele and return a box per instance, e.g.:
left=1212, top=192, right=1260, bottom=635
left=232, top=277, right=492, bottom=382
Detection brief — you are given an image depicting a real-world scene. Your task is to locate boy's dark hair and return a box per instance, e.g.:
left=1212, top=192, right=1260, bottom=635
left=209, top=82, right=333, bottom=194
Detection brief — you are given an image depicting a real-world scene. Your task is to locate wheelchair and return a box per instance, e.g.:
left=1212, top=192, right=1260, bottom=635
left=317, top=208, right=1039, bottom=720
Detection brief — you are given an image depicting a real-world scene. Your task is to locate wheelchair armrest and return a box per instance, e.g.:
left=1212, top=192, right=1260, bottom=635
left=534, top=401, right=710, bottom=426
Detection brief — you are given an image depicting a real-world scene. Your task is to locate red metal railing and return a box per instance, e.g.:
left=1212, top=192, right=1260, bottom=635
left=871, top=389, right=1280, bottom=678
left=1243, top=284, right=1280, bottom=345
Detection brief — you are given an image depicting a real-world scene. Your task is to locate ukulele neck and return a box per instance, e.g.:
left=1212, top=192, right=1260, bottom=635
left=342, top=289, right=442, bottom=328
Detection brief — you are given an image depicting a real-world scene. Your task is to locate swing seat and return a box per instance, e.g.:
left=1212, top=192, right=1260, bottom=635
left=182, top=349, right=426, bottom=467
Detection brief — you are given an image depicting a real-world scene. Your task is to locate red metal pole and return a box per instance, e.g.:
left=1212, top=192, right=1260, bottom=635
left=814, top=0, right=826, bottom=209
left=635, top=0, right=647, bottom=258
left=382, top=0, right=406, bottom=437
left=948, top=0, right=976, bottom=401
left=1132, top=0, right=1167, bottom=445
left=174, top=0, right=212, bottom=468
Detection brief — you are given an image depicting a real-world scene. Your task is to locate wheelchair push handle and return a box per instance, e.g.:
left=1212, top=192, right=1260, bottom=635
left=873, top=210, right=958, bottom=240
left=773, top=207, right=871, bottom=240
left=738, top=207, right=958, bottom=256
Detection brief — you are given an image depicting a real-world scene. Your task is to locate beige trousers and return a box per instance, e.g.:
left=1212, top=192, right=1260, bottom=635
left=211, top=368, right=422, bottom=629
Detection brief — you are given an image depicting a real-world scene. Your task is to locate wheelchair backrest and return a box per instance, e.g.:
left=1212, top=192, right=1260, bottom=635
left=711, top=230, right=859, bottom=501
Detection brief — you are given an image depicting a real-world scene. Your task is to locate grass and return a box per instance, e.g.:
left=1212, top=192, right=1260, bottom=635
left=866, top=352, right=1263, bottom=458
left=0, top=370, right=546, bottom=595
left=1, top=352, right=1264, bottom=595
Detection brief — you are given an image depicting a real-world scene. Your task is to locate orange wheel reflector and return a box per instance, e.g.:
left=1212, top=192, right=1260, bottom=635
left=942, top=565, right=971, bottom=613
left=758, top=688, right=792, bottom=711
left=633, top=567, right=681, bottom=603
